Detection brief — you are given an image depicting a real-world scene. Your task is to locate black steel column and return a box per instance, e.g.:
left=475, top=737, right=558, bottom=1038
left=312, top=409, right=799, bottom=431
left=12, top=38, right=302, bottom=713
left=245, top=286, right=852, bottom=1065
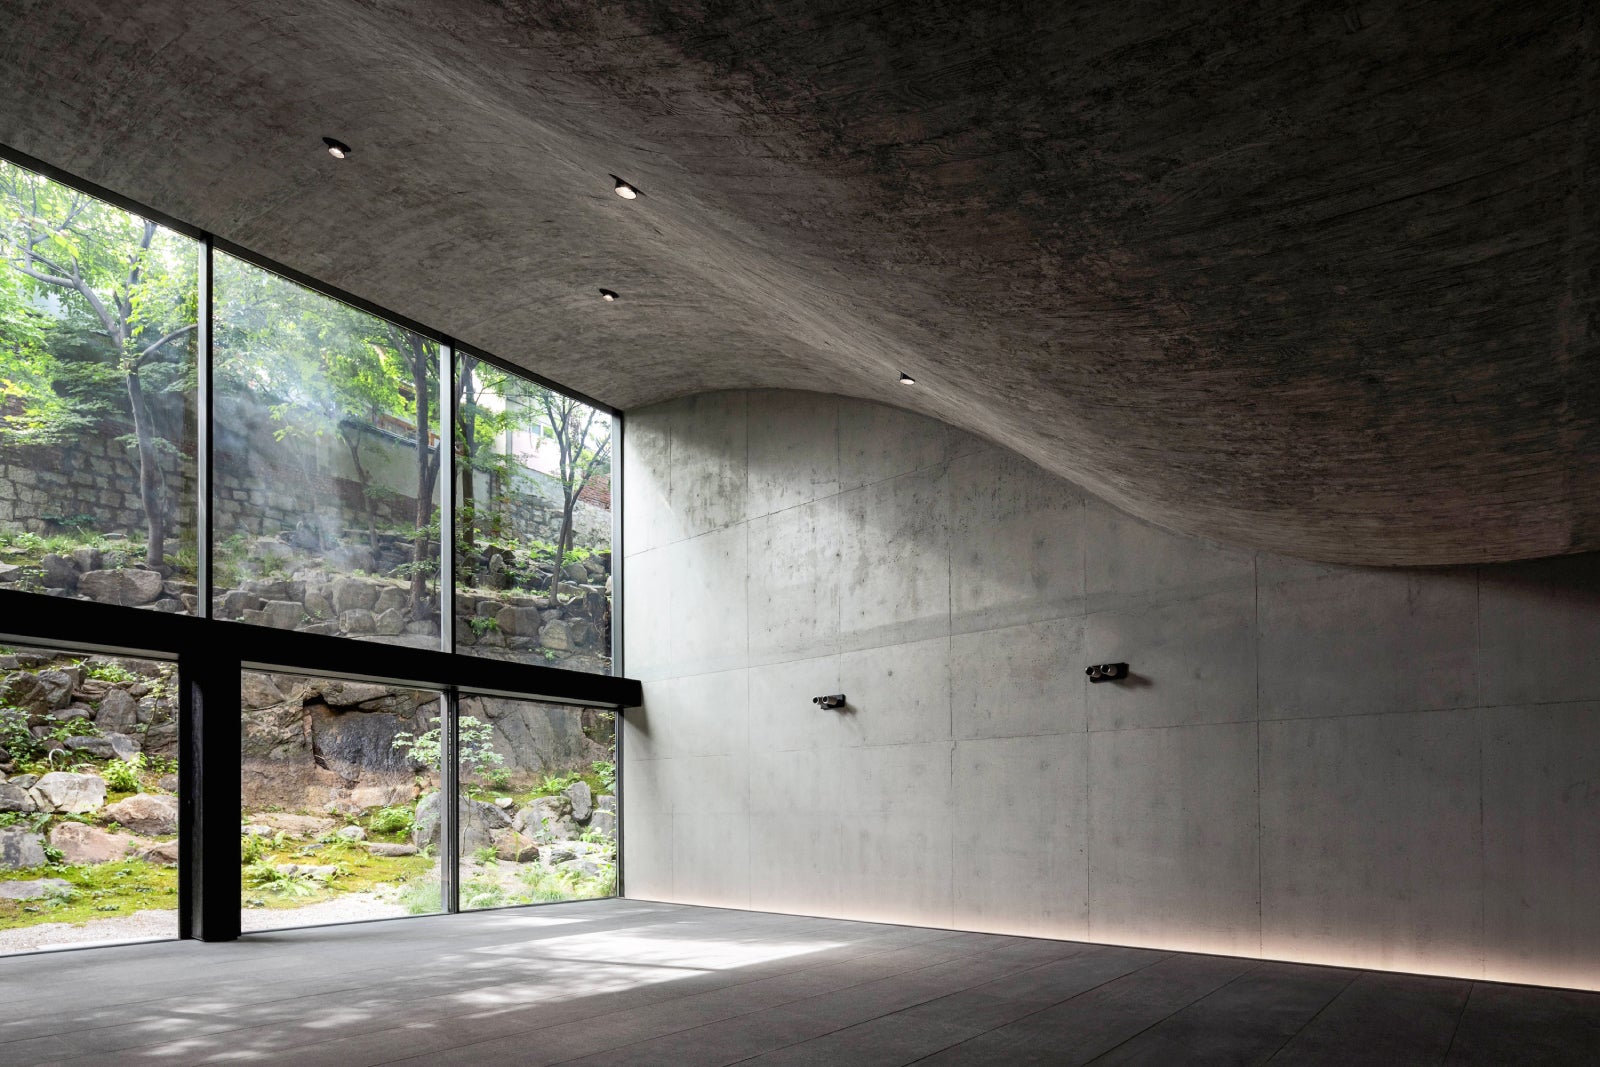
left=184, top=657, right=241, bottom=941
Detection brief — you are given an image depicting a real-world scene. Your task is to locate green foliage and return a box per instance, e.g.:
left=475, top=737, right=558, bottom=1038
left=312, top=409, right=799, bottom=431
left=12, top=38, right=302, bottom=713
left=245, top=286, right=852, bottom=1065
left=468, top=616, right=499, bottom=637
left=400, top=879, right=442, bottom=915
left=592, top=760, right=616, bottom=793
left=244, top=859, right=317, bottom=897
left=366, top=805, right=415, bottom=837
left=536, top=772, right=582, bottom=797
left=392, top=714, right=504, bottom=781
left=103, top=754, right=144, bottom=793
left=472, top=845, right=499, bottom=866
left=83, top=660, right=141, bottom=685
left=0, top=706, right=43, bottom=762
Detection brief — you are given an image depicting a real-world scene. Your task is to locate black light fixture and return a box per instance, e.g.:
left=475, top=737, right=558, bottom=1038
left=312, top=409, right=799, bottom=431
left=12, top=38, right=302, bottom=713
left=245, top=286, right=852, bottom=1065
left=898, top=372, right=916, bottom=385
left=598, top=288, right=618, bottom=302
left=322, top=137, right=351, bottom=159
left=1086, top=662, right=1129, bottom=683
left=611, top=175, right=640, bottom=199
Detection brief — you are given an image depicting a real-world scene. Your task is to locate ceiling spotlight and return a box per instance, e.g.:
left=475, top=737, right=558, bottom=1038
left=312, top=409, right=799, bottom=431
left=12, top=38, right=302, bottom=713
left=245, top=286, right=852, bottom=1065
left=598, top=289, right=618, bottom=301
left=612, top=175, right=639, bottom=199
left=323, top=137, right=351, bottom=159
left=898, top=372, right=916, bottom=385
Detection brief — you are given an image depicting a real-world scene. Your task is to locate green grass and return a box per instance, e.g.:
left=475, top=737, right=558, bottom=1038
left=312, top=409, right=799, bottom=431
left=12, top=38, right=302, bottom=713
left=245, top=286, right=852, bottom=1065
left=0, top=858, right=178, bottom=930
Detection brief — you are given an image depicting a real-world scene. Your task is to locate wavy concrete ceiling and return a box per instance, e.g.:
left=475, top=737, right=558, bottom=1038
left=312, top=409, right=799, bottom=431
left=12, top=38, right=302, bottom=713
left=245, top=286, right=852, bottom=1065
left=0, top=1, right=1594, bottom=564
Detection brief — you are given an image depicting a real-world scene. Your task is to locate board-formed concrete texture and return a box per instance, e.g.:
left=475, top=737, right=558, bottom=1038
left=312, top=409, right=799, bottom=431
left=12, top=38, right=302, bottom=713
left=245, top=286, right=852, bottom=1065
left=624, top=390, right=1600, bottom=991
left=1, top=1, right=1597, bottom=565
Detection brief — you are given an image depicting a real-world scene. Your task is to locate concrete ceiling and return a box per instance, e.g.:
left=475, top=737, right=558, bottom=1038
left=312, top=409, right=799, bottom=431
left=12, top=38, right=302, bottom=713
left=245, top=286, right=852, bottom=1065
left=0, top=0, right=1594, bottom=565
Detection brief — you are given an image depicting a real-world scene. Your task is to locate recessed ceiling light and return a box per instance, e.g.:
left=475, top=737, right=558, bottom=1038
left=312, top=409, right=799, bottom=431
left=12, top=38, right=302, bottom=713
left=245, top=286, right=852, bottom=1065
left=323, top=137, right=351, bottom=159
left=611, top=175, right=639, bottom=199
left=599, top=289, right=618, bottom=301
left=898, top=373, right=916, bottom=385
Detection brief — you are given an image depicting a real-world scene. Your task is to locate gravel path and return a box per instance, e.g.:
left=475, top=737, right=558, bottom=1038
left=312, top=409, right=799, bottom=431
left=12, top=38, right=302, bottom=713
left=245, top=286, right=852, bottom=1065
left=0, top=893, right=407, bottom=955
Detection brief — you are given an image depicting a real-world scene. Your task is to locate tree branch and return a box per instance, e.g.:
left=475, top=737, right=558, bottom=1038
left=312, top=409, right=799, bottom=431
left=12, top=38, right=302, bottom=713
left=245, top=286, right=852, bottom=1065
left=137, top=323, right=197, bottom=364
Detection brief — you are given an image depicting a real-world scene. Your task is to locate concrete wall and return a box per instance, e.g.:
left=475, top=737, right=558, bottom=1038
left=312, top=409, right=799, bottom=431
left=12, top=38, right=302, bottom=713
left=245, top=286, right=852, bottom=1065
left=620, top=389, right=1600, bottom=991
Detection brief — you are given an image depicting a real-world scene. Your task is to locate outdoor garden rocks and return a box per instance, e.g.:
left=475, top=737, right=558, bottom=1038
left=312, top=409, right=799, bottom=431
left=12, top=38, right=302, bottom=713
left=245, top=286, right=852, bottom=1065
left=250, top=813, right=337, bottom=838
left=564, top=781, right=593, bottom=821
left=135, top=840, right=180, bottom=866
left=94, top=688, right=140, bottom=732
left=27, top=772, right=106, bottom=814
left=49, top=822, right=137, bottom=865
left=77, top=567, right=164, bottom=606
left=335, top=825, right=367, bottom=842
left=100, top=793, right=178, bottom=835
left=365, top=842, right=418, bottom=857
left=331, top=577, right=381, bottom=614
left=590, top=809, right=617, bottom=836
left=0, top=782, right=34, bottom=812
left=0, top=828, right=47, bottom=869
left=64, top=732, right=140, bottom=761
left=0, top=877, right=70, bottom=900
left=413, top=792, right=510, bottom=853
left=40, top=553, right=78, bottom=590
left=491, top=828, right=539, bottom=862
left=2, top=672, right=66, bottom=715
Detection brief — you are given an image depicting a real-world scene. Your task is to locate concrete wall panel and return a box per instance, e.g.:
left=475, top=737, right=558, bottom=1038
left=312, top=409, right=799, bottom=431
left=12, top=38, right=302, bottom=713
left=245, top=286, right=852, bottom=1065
left=622, top=390, right=1600, bottom=992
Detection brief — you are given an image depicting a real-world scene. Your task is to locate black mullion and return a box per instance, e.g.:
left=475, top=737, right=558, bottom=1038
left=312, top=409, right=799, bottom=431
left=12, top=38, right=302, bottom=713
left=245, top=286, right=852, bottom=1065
left=187, top=655, right=242, bottom=941
left=442, top=689, right=460, bottom=914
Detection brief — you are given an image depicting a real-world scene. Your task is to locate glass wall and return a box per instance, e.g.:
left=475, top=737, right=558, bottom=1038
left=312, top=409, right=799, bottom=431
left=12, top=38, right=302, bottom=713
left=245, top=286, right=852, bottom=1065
left=240, top=669, right=443, bottom=930
left=0, top=643, right=179, bottom=954
left=456, top=696, right=616, bottom=909
left=0, top=152, right=630, bottom=943
left=454, top=354, right=613, bottom=672
left=0, top=160, right=198, bottom=612
left=211, top=254, right=443, bottom=645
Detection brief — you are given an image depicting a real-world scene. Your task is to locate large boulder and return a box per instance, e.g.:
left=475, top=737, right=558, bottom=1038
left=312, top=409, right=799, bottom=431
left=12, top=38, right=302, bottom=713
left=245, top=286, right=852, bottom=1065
left=50, top=822, right=137, bottom=864
left=65, top=732, right=140, bottom=762
left=135, top=839, right=180, bottom=866
left=28, top=772, right=106, bottom=814
left=564, top=781, right=593, bottom=822
left=1, top=672, right=65, bottom=715
left=495, top=606, right=543, bottom=638
left=94, top=688, right=141, bottom=732
left=373, top=586, right=408, bottom=615
left=78, top=568, right=164, bottom=606
left=240, top=673, right=286, bottom=711
left=331, top=577, right=381, bottom=614
left=339, top=609, right=376, bottom=634
left=538, top=619, right=593, bottom=652
left=260, top=600, right=305, bottom=630
left=490, top=828, right=539, bottom=862
left=514, top=796, right=578, bottom=841
left=373, top=608, right=406, bottom=636
left=0, top=828, right=47, bottom=868
left=100, top=793, right=179, bottom=835
left=0, top=782, right=35, bottom=812
left=413, top=792, right=511, bottom=853
left=40, top=553, right=78, bottom=590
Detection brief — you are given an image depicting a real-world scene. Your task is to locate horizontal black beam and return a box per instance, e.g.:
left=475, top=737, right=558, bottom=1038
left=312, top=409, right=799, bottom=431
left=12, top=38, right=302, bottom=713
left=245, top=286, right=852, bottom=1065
left=0, top=589, right=641, bottom=708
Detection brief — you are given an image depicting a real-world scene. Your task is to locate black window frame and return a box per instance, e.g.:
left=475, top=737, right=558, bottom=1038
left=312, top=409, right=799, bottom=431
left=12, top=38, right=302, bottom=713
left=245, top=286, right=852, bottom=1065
left=0, top=142, right=637, bottom=944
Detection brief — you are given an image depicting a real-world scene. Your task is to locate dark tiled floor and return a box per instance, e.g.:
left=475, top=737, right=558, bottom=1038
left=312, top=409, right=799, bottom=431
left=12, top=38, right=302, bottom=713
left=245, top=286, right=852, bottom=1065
left=1, top=899, right=1597, bottom=1066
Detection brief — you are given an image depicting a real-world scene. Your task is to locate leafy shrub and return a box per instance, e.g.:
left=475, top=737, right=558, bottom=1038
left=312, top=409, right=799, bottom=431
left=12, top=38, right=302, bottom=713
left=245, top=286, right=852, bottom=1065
left=393, top=715, right=503, bottom=781
left=84, top=660, right=141, bottom=685
left=591, top=760, right=616, bottom=793
left=103, top=754, right=144, bottom=793
left=0, top=706, right=43, bottom=762
left=367, top=805, right=415, bottom=836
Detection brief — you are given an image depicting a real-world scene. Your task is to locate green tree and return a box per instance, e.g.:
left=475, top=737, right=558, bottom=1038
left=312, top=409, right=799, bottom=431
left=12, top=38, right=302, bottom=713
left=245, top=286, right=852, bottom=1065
left=530, top=388, right=611, bottom=591
left=0, top=161, right=197, bottom=567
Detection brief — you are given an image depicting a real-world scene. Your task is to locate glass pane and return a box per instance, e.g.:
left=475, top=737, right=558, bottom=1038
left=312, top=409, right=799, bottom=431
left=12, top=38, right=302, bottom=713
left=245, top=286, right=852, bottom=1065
left=241, top=670, right=444, bottom=930
left=212, top=254, right=442, bottom=647
left=453, top=354, right=613, bottom=673
left=456, top=696, right=616, bottom=909
left=0, top=160, right=198, bottom=612
left=0, top=643, right=178, bottom=954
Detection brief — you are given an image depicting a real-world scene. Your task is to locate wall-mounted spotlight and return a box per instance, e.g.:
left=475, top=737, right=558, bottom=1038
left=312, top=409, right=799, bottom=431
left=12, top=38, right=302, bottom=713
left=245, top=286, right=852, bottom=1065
left=898, top=373, right=916, bottom=385
left=612, top=175, right=640, bottom=199
left=812, top=694, right=846, bottom=709
left=1086, top=662, right=1128, bottom=683
left=322, top=137, right=352, bottom=159
left=598, top=289, right=619, bottom=302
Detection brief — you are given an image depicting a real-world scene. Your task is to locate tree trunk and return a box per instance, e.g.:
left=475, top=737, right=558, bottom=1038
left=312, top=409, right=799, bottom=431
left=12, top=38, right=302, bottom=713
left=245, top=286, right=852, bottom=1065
left=457, top=357, right=477, bottom=549
left=409, top=339, right=434, bottom=623
left=553, top=494, right=576, bottom=594
left=340, top=425, right=381, bottom=555
left=124, top=368, right=167, bottom=569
